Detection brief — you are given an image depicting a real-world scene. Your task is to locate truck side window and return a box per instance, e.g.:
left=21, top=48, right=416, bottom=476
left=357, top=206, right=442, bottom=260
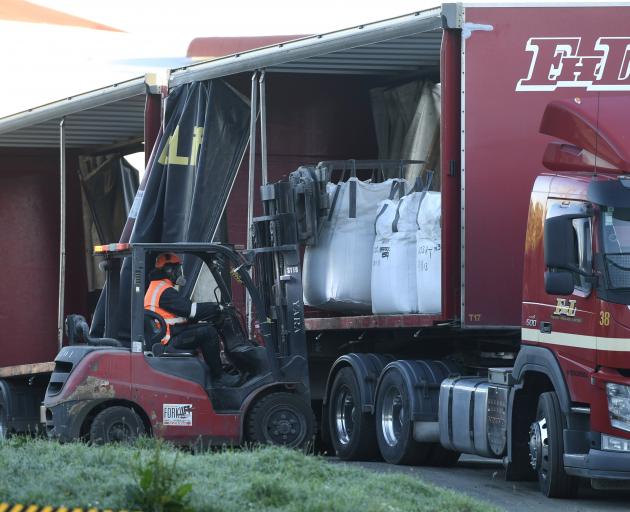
left=546, top=200, right=592, bottom=297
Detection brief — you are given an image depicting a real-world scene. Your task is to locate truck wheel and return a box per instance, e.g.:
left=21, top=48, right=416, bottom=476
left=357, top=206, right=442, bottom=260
left=375, top=368, right=432, bottom=465
left=89, top=406, right=145, bottom=445
left=328, top=367, right=379, bottom=460
left=529, top=392, right=578, bottom=498
left=246, top=392, right=315, bottom=449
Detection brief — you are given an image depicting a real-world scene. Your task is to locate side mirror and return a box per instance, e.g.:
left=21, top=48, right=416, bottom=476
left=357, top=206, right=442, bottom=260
left=544, top=214, right=581, bottom=271
left=544, top=270, right=574, bottom=295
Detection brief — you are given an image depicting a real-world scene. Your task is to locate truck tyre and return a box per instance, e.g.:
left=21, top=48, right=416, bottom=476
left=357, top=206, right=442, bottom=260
left=529, top=392, right=578, bottom=498
left=328, top=367, right=379, bottom=460
left=246, top=392, right=315, bottom=449
left=89, top=406, right=145, bottom=445
left=375, top=368, right=432, bottom=465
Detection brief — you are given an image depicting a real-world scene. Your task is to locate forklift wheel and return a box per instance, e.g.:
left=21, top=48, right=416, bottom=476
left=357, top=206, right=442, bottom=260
left=246, top=392, right=315, bottom=449
left=89, top=406, right=146, bottom=445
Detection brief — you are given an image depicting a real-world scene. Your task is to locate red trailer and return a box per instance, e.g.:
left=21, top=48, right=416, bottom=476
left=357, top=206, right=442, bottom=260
left=1, top=2, right=630, bottom=498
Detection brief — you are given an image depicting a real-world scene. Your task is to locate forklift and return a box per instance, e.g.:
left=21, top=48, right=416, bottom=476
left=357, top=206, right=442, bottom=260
left=42, top=178, right=318, bottom=448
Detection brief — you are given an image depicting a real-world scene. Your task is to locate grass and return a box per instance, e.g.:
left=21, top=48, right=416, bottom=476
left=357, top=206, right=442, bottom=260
left=0, top=437, right=496, bottom=512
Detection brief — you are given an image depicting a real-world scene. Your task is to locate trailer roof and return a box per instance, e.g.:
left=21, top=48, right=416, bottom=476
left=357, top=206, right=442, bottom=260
left=0, top=5, right=448, bottom=149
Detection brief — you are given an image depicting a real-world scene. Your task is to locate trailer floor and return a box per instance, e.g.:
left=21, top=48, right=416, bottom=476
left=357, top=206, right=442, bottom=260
left=332, top=455, right=630, bottom=511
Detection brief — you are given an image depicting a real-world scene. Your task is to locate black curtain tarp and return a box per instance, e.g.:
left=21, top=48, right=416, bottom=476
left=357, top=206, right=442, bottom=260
left=90, top=79, right=250, bottom=338
left=79, top=156, right=140, bottom=245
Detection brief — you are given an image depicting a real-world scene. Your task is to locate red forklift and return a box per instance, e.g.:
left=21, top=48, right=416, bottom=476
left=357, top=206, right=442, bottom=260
left=42, top=184, right=316, bottom=447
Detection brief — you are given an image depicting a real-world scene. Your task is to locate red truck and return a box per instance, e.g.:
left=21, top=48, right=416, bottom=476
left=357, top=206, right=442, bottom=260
left=1, top=2, right=629, bottom=498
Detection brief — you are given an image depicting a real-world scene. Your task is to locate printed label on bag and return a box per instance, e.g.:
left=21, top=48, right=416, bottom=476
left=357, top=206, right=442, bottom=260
left=163, top=404, right=193, bottom=426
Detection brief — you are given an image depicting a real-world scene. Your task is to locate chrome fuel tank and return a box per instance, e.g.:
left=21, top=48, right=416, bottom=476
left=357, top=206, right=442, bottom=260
left=438, top=376, right=508, bottom=458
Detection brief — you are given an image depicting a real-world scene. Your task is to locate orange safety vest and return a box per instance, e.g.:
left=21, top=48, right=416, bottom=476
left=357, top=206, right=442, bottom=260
left=144, top=279, right=188, bottom=344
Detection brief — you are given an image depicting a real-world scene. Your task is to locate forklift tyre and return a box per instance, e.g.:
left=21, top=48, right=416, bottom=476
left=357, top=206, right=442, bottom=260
left=530, top=392, right=579, bottom=498
left=375, top=368, right=432, bottom=465
left=89, top=406, right=146, bottom=445
left=246, top=392, right=314, bottom=449
left=328, top=367, right=379, bottom=460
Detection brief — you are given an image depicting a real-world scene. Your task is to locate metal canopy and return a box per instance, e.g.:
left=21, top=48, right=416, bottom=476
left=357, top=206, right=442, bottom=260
left=0, top=78, right=146, bottom=148
left=170, top=7, right=443, bottom=86
left=0, top=5, right=445, bottom=149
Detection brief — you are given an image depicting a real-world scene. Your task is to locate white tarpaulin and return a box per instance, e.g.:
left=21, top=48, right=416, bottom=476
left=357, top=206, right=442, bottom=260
left=303, top=177, right=405, bottom=312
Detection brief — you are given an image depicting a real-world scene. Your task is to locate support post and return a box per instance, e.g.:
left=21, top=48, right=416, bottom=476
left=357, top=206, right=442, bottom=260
left=246, top=71, right=259, bottom=333
left=259, top=70, right=268, bottom=186
left=57, top=118, right=67, bottom=350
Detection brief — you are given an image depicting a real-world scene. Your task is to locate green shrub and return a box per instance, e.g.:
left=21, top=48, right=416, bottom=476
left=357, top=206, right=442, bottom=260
left=126, top=441, right=193, bottom=512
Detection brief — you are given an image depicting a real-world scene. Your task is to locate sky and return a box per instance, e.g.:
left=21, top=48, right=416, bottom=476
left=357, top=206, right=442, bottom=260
left=0, top=0, right=448, bottom=117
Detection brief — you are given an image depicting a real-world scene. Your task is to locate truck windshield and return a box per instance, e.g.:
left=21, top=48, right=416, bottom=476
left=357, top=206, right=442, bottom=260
left=601, top=207, right=630, bottom=290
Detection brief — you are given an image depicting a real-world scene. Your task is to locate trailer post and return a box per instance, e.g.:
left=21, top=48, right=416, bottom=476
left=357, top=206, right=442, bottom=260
left=246, top=71, right=259, bottom=333
left=259, top=70, right=268, bottom=186
left=57, top=117, right=67, bottom=350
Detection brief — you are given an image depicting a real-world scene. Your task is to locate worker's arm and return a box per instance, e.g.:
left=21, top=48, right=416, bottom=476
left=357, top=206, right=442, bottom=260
left=159, top=288, right=221, bottom=321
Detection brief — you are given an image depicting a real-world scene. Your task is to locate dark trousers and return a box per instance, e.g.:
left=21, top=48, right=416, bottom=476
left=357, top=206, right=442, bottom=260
left=169, top=323, right=223, bottom=378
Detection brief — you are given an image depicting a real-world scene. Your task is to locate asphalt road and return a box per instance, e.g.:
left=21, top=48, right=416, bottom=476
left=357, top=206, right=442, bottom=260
left=332, top=455, right=630, bottom=511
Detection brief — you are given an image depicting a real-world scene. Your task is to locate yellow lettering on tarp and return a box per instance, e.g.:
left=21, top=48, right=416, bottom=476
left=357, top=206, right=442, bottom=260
left=157, top=125, right=204, bottom=166
left=190, top=126, right=204, bottom=166
left=8, top=504, right=23, bottom=512
left=24, top=506, right=38, bottom=512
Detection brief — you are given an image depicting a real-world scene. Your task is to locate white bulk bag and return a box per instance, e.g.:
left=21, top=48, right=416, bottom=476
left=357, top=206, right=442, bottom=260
left=416, top=236, right=441, bottom=313
left=371, top=192, right=424, bottom=315
left=371, top=231, right=418, bottom=314
left=417, top=191, right=441, bottom=238
left=303, top=178, right=405, bottom=312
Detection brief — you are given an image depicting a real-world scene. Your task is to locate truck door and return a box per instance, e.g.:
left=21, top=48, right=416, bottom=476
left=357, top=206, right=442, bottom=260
left=537, top=199, right=597, bottom=401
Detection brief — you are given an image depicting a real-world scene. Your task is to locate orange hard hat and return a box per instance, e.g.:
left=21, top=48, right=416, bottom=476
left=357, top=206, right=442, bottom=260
left=155, top=252, right=182, bottom=269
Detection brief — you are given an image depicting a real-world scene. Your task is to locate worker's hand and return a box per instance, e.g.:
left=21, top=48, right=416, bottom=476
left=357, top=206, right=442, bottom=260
left=219, top=303, right=235, bottom=314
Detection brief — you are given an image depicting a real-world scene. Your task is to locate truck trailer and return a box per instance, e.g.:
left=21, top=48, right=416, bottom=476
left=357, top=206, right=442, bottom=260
left=0, top=2, right=629, bottom=498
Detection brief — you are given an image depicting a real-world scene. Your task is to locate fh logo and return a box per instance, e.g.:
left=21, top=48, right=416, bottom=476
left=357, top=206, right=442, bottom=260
left=516, top=37, right=630, bottom=91
left=553, top=298, right=577, bottom=317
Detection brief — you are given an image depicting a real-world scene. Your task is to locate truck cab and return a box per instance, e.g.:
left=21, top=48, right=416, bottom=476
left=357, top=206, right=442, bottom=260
left=520, top=96, right=630, bottom=491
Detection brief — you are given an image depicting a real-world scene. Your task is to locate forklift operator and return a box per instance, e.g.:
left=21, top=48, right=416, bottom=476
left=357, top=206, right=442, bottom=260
left=144, top=252, right=240, bottom=387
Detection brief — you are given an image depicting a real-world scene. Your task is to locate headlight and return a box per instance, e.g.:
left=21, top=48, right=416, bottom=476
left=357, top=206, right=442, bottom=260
left=606, top=383, right=630, bottom=432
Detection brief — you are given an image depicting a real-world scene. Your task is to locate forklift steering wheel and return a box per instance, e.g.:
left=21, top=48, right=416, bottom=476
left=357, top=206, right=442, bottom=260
left=144, top=310, right=167, bottom=346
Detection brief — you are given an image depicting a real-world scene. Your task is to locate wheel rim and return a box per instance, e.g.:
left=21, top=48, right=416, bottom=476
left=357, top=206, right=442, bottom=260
left=381, top=385, right=404, bottom=447
left=529, top=417, right=549, bottom=479
left=334, top=385, right=355, bottom=446
left=107, top=421, right=134, bottom=442
left=262, top=404, right=307, bottom=447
